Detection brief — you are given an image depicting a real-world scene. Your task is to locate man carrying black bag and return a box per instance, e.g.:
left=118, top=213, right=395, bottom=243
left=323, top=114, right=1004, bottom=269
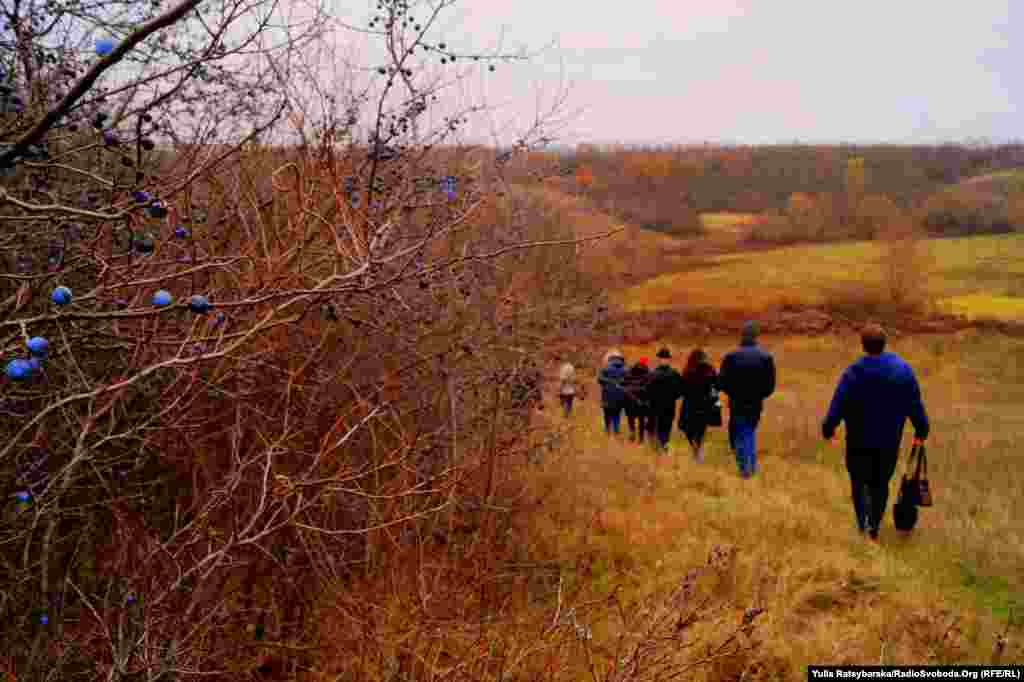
left=822, top=324, right=930, bottom=543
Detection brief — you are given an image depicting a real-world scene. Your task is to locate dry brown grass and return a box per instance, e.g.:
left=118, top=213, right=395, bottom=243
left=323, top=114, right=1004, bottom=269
left=499, top=330, right=1024, bottom=678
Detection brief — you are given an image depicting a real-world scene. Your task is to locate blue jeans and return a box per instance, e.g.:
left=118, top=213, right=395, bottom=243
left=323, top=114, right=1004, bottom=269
left=603, top=405, right=623, bottom=434
left=728, top=413, right=760, bottom=478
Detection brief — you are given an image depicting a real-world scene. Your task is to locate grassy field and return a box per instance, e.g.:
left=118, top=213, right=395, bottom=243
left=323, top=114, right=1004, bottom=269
left=525, top=331, right=1023, bottom=677
left=699, top=212, right=762, bottom=249
left=959, top=169, right=1024, bottom=192
left=700, top=212, right=761, bottom=232
left=617, top=233, right=1024, bottom=320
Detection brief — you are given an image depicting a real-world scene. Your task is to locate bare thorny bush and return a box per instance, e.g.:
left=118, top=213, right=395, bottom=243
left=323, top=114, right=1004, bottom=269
left=0, top=0, right=769, bottom=679
left=0, top=0, right=635, bottom=678
left=878, top=219, right=934, bottom=312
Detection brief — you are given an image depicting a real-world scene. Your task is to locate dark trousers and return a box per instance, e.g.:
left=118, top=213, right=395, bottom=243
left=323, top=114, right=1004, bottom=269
left=651, top=405, right=676, bottom=450
left=845, top=448, right=900, bottom=536
left=683, top=422, right=708, bottom=448
left=680, top=400, right=709, bottom=447
left=624, top=401, right=649, bottom=441
left=603, top=405, right=623, bottom=434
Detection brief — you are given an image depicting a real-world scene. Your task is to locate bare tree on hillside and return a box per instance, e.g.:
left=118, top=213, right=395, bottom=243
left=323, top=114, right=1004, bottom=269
left=878, top=215, right=934, bottom=311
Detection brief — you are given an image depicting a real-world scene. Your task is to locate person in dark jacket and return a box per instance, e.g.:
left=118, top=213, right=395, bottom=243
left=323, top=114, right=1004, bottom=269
left=598, top=349, right=628, bottom=435
left=718, top=321, right=776, bottom=478
left=822, top=324, right=930, bottom=541
left=622, top=357, right=652, bottom=443
left=679, top=349, right=719, bottom=463
left=646, top=348, right=686, bottom=452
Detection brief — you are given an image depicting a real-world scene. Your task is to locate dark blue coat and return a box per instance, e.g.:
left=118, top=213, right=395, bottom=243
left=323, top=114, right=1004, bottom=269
left=718, top=341, right=776, bottom=417
left=822, top=352, right=930, bottom=453
left=598, top=357, right=628, bottom=408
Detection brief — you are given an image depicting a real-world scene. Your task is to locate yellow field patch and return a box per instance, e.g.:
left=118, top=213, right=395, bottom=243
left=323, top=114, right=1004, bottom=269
left=939, top=294, right=1024, bottom=320
left=700, top=212, right=761, bottom=230
left=618, top=240, right=884, bottom=314
left=619, top=233, right=1024, bottom=321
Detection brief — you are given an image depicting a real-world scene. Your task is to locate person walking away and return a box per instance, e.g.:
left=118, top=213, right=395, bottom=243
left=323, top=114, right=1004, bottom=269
left=718, top=321, right=776, bottom=479
left=622, top=357, right=652, bottom=443
left=646, top=348, right=686, bottom=453
left=558, top=359, right=582, bottom=417
left=679, top=349, right=719, bottom=463
left=821, top=324, right=929, bottom=542
left=598, top=349, right=628, bottom=435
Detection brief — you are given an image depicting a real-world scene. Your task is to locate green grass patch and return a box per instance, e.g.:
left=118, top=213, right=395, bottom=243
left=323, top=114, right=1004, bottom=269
left=959, top=560, right=1024, bottom=625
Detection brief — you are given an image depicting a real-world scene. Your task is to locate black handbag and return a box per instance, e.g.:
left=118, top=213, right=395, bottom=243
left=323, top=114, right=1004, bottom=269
left=893, top=443, right=931, bottom=531
left=908, top=442, right=932, bottom=507
left=893, top=488, right=919, bottom=531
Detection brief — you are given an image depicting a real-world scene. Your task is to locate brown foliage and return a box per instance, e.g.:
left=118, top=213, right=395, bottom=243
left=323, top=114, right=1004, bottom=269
left=2, top=126, right=607, bottom=678
left=918, top=187, right=1015, bottom=237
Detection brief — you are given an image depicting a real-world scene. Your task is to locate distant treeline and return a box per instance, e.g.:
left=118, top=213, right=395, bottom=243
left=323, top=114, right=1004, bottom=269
left=551, top=143, right=1024, bottom=240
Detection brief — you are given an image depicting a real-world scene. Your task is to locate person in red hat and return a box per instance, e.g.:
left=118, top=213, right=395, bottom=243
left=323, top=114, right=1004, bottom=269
left=622, top=356, right=653, bottom=443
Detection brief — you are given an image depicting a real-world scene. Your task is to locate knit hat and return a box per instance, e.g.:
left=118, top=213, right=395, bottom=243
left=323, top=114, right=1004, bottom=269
left=604, top=348, right=624, bottom=364
left=741, top=321, right=760, bottom=343
left=656, top=348, right=671, bottom=359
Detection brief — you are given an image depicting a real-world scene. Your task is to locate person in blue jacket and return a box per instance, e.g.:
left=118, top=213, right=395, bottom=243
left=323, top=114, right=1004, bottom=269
left=718, top=321, right=776, bottom=478
left=822, top=324, right=930, bottom=542
left=598, top=349, right=628, bottom=435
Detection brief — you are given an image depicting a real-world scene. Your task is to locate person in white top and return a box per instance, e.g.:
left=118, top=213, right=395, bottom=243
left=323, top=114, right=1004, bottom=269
left=558, top=360, right=583, bottom=417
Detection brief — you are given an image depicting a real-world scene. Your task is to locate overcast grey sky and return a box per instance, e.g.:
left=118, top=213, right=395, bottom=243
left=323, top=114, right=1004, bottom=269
left=408, top=0, right=1019, bottom=146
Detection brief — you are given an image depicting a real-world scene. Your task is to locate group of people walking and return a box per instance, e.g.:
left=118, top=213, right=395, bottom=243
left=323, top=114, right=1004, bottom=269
left=587, top=321, right=775, bottom=478
left=556, top=320, right=931, bottom=541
